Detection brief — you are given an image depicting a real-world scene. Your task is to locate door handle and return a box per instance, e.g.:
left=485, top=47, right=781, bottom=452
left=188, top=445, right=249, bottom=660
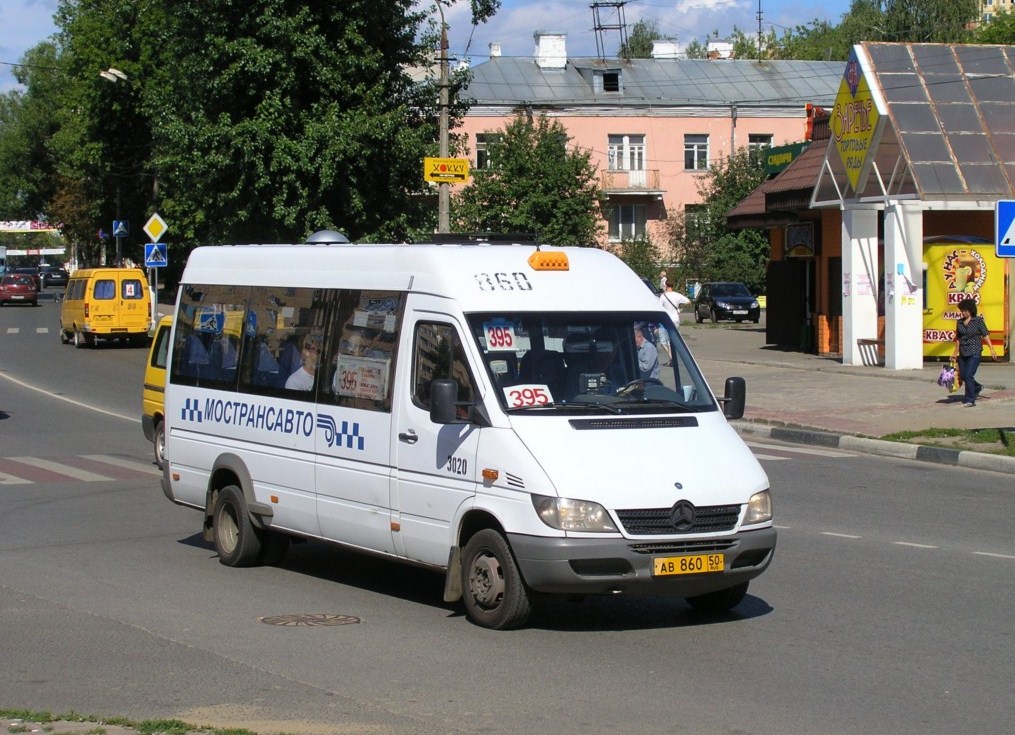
left=398, top=429, right=418, bottom=444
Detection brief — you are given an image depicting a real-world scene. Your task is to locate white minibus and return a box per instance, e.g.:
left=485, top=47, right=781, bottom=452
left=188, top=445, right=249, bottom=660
left=161, top=234, right=775, bottom=629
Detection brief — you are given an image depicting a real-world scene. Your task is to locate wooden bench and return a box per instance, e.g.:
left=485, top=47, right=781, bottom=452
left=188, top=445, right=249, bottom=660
left=856, top=338, right=885, bottom=367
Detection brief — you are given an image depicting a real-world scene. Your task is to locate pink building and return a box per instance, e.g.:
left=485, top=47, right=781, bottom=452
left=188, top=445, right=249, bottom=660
left=456, top=33, right=843, bottom=247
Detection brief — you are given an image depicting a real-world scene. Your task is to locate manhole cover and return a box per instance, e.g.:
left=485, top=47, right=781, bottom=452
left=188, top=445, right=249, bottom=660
left=259, top=613, right=361, bottom=627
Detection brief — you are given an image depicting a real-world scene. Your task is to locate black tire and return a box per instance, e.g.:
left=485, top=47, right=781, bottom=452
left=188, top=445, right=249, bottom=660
left=73, top=329, right=86, bottom=348
left=153, top=421, right=165, bottom=470
left=709, top=308, right=718, bottom=324
left=685, top=582, right=749, bottom=612
left=213, top=485, right=262, bottom=567
left=694, top=308, right=703, bottom=324
left=258, top=531, right=291, bottom=565
left=461, top=529, right=532, bottom=630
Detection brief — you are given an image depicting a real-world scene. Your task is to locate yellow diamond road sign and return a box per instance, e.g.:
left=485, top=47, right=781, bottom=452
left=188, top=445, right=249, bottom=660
left=143, top=213, right=168, bottom=243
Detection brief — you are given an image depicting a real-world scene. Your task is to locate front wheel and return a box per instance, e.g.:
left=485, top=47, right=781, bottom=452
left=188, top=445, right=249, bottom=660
left=461, top=529, right=532, bottom=630
left=686, top=582, right=748, bottom=612
left=213, top=485, right=262, bottom=567
left=709, top=308, right=718, bottom=324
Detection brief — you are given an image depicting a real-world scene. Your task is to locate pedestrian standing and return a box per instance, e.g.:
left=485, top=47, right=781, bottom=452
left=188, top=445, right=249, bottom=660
left=658, top=270, right=668, bottom=292
left=951, top=298, right=997, bottom=407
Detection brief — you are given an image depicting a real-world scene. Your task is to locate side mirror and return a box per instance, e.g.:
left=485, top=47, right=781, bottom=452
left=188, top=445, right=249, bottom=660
left=722, top=377, right=746, bottom=419
left=429, top=379, right=459, bottom=424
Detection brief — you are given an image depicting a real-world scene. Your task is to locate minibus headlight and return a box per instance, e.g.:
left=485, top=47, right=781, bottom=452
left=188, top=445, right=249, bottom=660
left=743, top=489, right=772, bottom=525
left=532, top=495, right=617, bottom=532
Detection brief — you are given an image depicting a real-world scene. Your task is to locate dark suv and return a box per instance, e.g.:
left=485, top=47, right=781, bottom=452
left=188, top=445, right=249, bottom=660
left=693, top=282, right=761, bottom=324
left=38, top=265, right=69, bottom=289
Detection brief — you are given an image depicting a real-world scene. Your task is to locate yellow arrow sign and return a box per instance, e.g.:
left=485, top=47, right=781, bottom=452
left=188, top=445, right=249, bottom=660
left=424, top=157, right=469, bottom=183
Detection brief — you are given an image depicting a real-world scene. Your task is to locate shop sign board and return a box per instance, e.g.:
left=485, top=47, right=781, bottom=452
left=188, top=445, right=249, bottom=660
left=923, top=238, right=1008, bottom=358
left=831, top=48, right=884, bottom=193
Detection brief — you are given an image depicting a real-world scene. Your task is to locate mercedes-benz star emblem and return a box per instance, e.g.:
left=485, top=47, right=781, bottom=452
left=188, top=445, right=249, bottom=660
left=669, top=500, right=696, bottom=532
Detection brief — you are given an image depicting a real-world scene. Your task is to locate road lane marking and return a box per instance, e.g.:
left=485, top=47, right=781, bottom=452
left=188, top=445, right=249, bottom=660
left=821, top=532, right=862, bottom=539
left=751, top=453, right=789, bottom=461
left=37, top=327, right=50, bottom=334
left=972, top=552, right=1015, bottom=560
left=6, top=327, right=19, bottom=334
left=746, top=441, right=856, bottom=457
left=80, top=454, right=160, bottom=476
left=8, top=456, right=112, bottom=482
left=892, top=541, right=939, bottom=549
left=0, top=471, right=32, bottom=485
left=0, top=371, right=138, bottom=423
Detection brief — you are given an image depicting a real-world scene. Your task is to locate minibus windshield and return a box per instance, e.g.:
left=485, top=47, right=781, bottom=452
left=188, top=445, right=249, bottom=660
left=466, top=312, right=717, bottom=414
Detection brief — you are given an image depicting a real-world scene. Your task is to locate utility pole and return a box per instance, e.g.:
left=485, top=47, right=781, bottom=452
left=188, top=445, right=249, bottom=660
left=438, top=11, right=450, bottom=233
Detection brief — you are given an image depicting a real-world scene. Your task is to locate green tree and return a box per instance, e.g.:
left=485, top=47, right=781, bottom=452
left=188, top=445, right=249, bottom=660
left=881, top=0, right=978, bottom=42
left=619, top=19, right=672, bottom=59
left=0, top=43, right=63, bottom=221
left=453, top=114, right=602, bottom=246
left=975, top=8, right=1015, bottom=44
left=667, top=149, right=769, bottom=292
left=684, top=39, right=708, bottom=59
left=614, top=237, right=663, bottom=282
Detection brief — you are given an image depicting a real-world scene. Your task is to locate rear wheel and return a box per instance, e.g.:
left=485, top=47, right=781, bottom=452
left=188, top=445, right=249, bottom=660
left=461, top=529, right=532, bottom=630
left=213, top=485, right=262, bottom=567
left=694, top=308, right=703, bottom=324
left=686, top=582, right=749, bottom=612
left=73, top=329, right=87, bottom=348
left=153, top=421, right=165, bottom=470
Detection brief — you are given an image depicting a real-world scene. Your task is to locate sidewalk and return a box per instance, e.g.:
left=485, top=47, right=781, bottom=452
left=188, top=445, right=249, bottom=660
left=682, top=321, right=1015, bottom=474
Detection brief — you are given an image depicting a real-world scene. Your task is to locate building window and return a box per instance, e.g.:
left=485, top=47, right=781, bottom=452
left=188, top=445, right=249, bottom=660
left=684, top=204, right=709, bottom=242
left=608, top=134, right=645, bottom=171
left=476, top=133, right=502, bottom=169
left=594, top=70, right=622, bottom=93
left=748, top=134, right=773, bottom=152
left=608, top=204, right=647, bottom=242
left=684, top=134, right=709, bottom=170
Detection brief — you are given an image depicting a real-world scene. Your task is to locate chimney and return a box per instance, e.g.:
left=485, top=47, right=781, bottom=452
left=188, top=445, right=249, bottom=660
left=534, top=32, right=567, bottom=70
left=651, top=40, right=680, bottom=59
left=489, top=42, right=502, bottom=58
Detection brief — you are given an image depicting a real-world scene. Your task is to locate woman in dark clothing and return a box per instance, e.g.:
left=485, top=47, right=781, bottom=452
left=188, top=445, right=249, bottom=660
left=951, top=298, right=998, bottom=407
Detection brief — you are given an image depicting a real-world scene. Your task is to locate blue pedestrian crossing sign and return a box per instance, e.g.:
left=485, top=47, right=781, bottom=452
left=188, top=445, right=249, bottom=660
left=112, top=220, right=129, bottom=237
left=144, top=242, right=167, bottom=268
left=996, top=200, right=1015, bottom=258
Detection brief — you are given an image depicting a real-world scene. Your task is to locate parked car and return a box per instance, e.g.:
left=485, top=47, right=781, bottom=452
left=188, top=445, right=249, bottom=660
left=12, top=267, right=41, bottom=291
left=693, top=282, right=761, bottom=324
left=38, top=264, right=69, bottom=289
left=0, top=273, right=40, bottom=306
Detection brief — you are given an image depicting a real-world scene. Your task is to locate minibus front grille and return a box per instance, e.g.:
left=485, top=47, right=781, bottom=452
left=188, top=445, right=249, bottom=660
left=615, top=505, right=741, bottom=535
left=628, top=540, right=738, bottom=555
left=569, top=417, right=698, bottom=430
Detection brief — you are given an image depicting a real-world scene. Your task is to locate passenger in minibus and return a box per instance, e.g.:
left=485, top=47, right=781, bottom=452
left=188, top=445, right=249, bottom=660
left=285, top=333, right=323, bottom=390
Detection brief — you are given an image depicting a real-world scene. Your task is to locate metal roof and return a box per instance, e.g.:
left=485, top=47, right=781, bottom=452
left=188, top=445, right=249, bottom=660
left=462, top=57, right=843, bottom=109
left=815, top=42, right=1015, bottom=204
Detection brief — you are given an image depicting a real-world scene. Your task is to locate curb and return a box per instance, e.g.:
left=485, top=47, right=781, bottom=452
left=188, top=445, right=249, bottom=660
left=732, top=420, right=1015, bottom=475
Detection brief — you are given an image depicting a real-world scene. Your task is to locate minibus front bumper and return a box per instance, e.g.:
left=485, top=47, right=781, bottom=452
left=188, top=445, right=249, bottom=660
left=507, top=526, right=776, bottom=597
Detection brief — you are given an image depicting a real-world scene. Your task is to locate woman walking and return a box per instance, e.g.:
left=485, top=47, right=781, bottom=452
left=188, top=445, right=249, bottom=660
left=952, top=298, right=998, bottom=407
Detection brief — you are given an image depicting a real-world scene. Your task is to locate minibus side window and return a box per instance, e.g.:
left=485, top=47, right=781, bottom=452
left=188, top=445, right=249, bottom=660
left=170, top=283, right=249, bottom=390
left=412, top=322, right=475, bottom=416
left=121, top=279, right=144, bottom=299
left=237, top=286, right=332, bottom=401
left=320, top=290, right=403, bottom=413
left=93, top=280, right=115, bottom=299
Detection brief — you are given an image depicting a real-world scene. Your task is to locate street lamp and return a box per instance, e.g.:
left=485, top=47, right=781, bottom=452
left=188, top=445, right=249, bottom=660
left=99, top=67, right=128, bottom=266
left=99, top=67, right=127, bottom=83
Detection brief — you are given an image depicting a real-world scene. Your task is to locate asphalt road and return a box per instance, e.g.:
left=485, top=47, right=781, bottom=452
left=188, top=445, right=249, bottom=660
left=2, top=298, right=1013, bottom=735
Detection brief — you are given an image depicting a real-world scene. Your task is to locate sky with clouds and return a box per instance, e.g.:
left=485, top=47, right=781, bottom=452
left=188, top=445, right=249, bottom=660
left=1, top=0, right=852, bottom=92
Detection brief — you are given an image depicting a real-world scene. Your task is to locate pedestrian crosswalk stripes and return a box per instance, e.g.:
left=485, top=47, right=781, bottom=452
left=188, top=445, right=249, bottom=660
left=0, top=454, right=159, bottom=485
left=745, top=440, right=856, bottom=462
